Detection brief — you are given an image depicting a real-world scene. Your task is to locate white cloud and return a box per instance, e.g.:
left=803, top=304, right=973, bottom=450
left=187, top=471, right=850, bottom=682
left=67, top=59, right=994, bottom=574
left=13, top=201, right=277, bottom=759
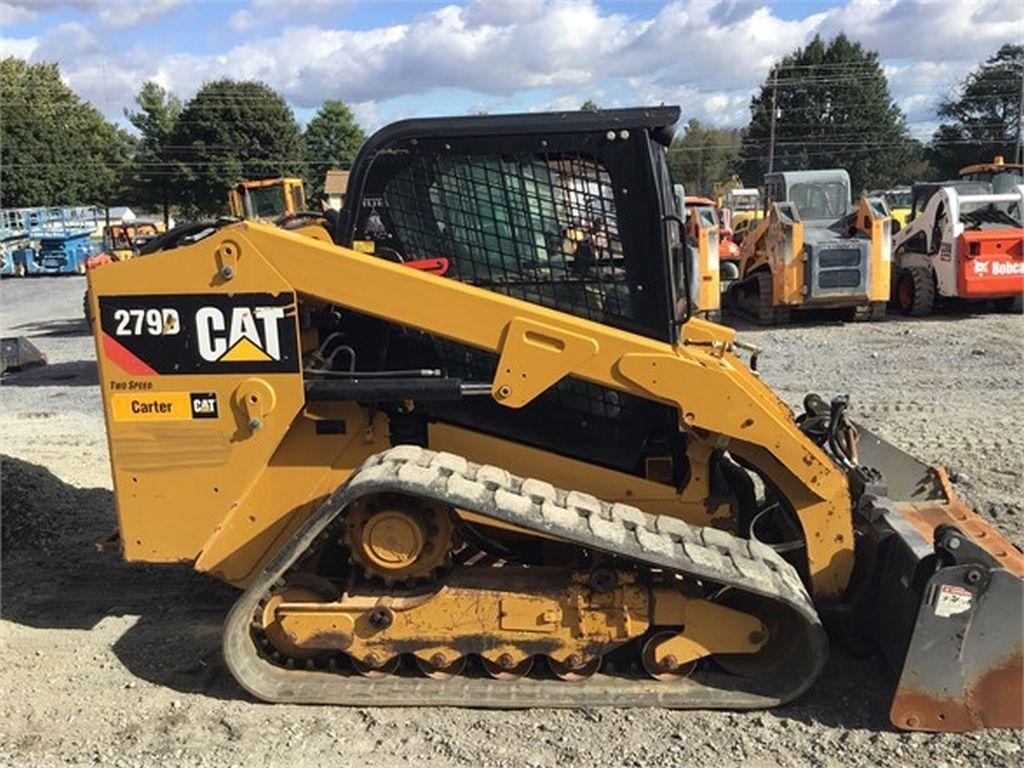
left=33, top=21, right=100, bottom=58
left=0, top=34, right=37, bottom=57
left=0, top=1, right=36, bottom=28
left=229, top=0, right=352, bottom=32
left=2, top=0, right=1018, bottom=139
left=0, top=0, right=186, bottom=30
left=884, top=60, right=967, bottom=129
left=96, top=0, right=188, bottom=29
left=463, top=0, right=546, bottom=27
left=820, top=0, right=1021, bottom=62
left=228, top=9, right=256, bottom=32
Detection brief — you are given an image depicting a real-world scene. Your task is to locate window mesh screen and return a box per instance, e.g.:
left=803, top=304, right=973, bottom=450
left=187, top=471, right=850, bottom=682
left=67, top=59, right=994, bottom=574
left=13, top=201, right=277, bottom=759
left=378, top=151, right=646, bottom=425
left=383, top=152, right=635, bottom=325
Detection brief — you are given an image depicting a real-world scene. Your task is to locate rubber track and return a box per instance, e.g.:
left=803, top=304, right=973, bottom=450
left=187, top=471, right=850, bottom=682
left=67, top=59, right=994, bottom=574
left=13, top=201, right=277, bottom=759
left=224, top=446, right=828, bottom=708
left=727, top=273, right=790, bottom=325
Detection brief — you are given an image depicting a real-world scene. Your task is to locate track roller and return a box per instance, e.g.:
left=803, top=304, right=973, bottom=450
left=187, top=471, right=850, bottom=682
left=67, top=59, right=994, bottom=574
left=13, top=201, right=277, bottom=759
left=415, top=654, right=467, bottom=680
left=482, top=655, right=535, bottom=680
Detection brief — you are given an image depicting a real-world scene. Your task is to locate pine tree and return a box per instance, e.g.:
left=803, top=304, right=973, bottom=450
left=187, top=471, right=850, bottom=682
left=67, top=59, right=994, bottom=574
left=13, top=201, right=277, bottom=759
left=125, top=81, right=181, bottom=225
left=740, top=34, right=920, bottom=192
left=930, top=44, right=1023, bottom=177
left=303, top=100, right=366, bottom=201
left=170, top=80, right=306, bottom=216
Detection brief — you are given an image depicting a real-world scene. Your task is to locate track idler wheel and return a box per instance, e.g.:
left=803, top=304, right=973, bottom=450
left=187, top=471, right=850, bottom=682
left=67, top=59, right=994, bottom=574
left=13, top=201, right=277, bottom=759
left=549, top=655, right=602, bottom=682
left=415, top=654, right=467, bottom=680
left=641, top=631, right=698, bottom=681
left=352, top=653, right=401, bottom=679
left=258, top=578, right=338, bottom=661
left=482, top=655, right=534, bottom=680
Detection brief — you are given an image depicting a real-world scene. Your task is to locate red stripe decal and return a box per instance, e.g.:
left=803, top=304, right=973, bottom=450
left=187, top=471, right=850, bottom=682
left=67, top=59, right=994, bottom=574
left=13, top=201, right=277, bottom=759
left=102, top=333, right=157, bottom=376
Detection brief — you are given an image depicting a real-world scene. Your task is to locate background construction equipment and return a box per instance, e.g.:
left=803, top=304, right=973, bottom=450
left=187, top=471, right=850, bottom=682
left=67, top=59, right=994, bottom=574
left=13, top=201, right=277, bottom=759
left=727, top=169, right=891, bottom=324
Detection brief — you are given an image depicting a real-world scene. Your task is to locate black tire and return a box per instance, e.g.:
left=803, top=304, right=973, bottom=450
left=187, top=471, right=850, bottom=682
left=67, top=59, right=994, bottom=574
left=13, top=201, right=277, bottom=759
left=83, top=290, right=93, bottom=325
left=993, top=295, right=1023, bottom=314
left=895, top=267, right=934, bottom=316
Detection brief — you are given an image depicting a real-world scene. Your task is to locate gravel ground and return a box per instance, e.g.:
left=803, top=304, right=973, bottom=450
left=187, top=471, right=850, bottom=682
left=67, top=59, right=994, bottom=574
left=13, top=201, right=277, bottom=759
left=1, top=276, right=1022, bottom=767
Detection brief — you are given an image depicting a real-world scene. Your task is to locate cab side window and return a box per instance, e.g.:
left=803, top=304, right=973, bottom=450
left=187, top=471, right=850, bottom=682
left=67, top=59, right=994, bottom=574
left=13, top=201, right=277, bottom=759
left=930, top=203, right=946, bottom=253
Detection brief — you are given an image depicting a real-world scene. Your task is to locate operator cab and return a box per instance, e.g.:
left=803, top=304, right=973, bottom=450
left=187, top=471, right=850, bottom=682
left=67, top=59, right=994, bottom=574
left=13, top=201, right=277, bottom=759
left=335, top=107, right=686, bottom=479
left=228, top=178, right=307, bottom=221
left=908, top=181, right=991, bottom=223
left=723, top=188, right=760, bottom=212
left=765, top=170, right=852, bottom=221
left=761, top=169, right=878, bottom=302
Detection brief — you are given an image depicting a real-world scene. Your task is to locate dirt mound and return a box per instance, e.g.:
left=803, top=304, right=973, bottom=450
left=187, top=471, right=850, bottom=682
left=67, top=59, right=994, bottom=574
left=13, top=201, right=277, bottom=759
left=1, top=455, right=112, bottom=553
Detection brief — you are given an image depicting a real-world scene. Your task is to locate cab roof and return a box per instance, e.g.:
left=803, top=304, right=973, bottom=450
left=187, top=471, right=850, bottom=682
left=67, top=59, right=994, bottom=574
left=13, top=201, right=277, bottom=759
left=959, top=156, right=1024, bottom=175
left=766, top=169, right=850, bottom=187
left=684, top=196, right=716, bottom=207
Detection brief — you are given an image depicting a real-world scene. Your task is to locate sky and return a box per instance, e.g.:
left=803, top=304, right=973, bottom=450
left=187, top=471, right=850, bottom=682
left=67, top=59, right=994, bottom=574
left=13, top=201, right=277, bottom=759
left=0, top=0, right=1021, bottom=140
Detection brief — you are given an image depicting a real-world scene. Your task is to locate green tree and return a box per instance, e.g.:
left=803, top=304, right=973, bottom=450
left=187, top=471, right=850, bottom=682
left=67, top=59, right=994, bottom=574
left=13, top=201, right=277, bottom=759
left=740, top=34, right=919, bottom=192
left=930, top=44, right=1023, bottom=177
left=170, top=79, right=305, bottom=215
left=125, top=81, right=181, bottom=225
left=580, top=99, right=600, bottom=112
left=303, top=99, right=366, bottom=201
left=666, top=118, right=742, bottom=196
left=0, top=57, right=133, bottom=208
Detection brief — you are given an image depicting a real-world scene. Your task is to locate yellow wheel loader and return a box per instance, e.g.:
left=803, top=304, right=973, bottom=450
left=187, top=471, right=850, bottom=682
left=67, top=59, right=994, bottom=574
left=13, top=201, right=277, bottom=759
left=228, top=177, right=308, bottom=221
left=86, top=108, right=1021, bottom=731
left=728, top=170, right=891, bottom=324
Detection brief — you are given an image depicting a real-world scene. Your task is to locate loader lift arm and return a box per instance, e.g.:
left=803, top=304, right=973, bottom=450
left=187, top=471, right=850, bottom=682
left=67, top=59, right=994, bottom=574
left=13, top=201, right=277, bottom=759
left=201, top=221, right=854, bottom=597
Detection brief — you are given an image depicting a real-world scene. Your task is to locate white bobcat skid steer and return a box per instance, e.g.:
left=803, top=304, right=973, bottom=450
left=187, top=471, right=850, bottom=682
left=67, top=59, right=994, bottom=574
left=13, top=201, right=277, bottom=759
left=891, top=183, right=1024, bottom=315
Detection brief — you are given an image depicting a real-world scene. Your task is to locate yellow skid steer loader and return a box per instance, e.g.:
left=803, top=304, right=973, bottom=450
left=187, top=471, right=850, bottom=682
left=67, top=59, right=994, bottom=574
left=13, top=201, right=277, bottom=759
left=728, top=170, right=891, bottom=324
left=86, top=108, right=1021, bottom=731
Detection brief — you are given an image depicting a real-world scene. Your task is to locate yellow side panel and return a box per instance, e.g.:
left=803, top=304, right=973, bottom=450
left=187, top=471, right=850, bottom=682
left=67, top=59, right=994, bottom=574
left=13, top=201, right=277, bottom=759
left=194, top=406, right=391, bottom=586
left=697, top=228, right=721, bottom=313
left=779, top=219, right=804, bottom=306
left=870, top=213, right=892, bottom=302
left=88, top=232, right=307, bottom=565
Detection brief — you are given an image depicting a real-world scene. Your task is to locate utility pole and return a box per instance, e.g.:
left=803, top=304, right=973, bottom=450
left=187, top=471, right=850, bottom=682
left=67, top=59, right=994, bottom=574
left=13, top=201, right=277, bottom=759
left=1016, top=64, right=1023, bottom=166
left=767, top=64, right=779, bottom=174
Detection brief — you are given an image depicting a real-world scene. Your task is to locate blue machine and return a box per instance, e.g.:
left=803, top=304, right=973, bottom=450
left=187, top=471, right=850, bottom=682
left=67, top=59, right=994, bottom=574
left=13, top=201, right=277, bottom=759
left=31, top=231, right=96, bottom=275
left=0, top=240, right=35, bottom=277
left=0, top=206, right=102, bottom=276
left=1, top=208, right=33, bottom=277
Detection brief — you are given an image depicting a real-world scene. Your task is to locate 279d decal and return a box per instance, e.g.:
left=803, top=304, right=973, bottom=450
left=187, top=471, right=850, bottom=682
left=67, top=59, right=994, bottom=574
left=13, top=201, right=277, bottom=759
left=99, top=293, right=300, bottom=375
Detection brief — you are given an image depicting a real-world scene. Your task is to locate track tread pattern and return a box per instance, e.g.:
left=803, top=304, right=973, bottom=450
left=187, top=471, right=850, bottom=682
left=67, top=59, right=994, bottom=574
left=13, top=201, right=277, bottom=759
left=224, top=446, right=827, bottom=709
